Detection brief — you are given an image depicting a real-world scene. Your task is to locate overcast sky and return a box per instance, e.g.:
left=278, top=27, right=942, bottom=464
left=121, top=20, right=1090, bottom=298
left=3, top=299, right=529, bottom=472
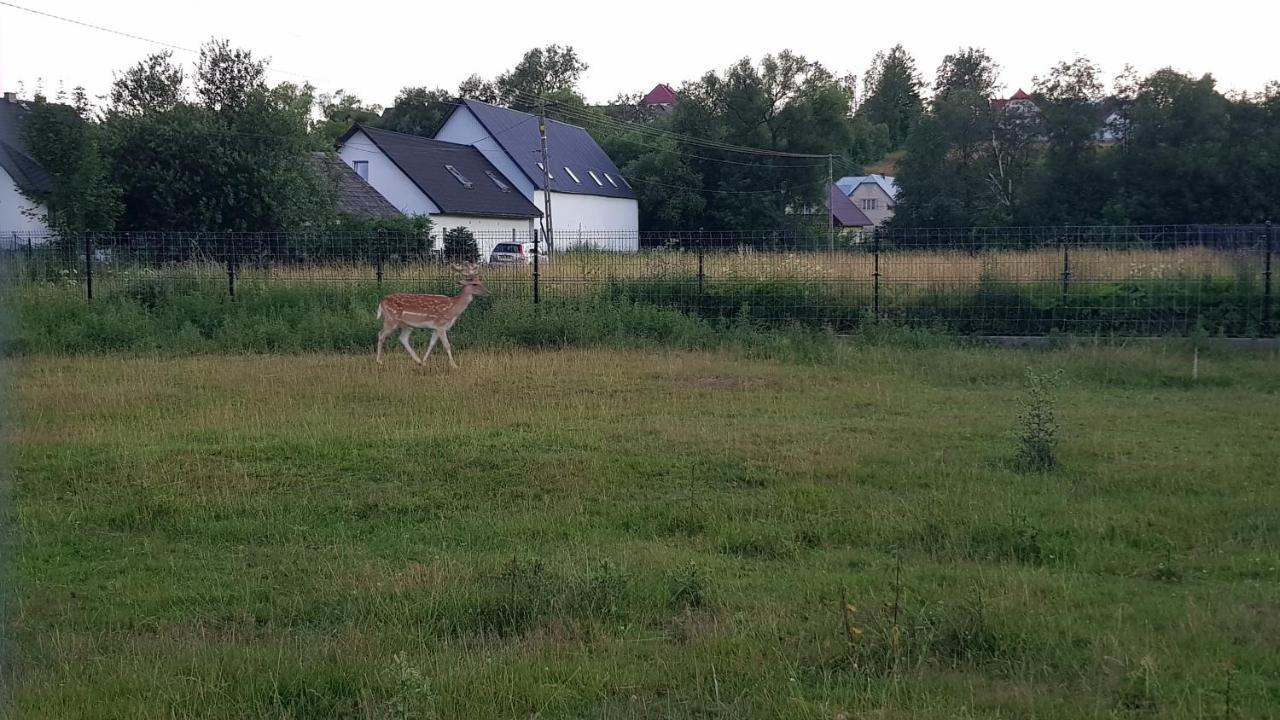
left=2, top=0, right=1277, bottom=109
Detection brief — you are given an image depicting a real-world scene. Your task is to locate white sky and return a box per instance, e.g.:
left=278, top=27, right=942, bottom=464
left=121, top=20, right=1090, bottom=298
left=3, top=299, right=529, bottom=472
left=1, top=0, right=1277, bottom=109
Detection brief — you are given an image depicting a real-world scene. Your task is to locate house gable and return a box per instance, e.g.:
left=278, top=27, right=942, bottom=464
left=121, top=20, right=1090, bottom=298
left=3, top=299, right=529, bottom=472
left=337, top=126, right=541, bottom=219
left=436, top=99, right=636, bottom=201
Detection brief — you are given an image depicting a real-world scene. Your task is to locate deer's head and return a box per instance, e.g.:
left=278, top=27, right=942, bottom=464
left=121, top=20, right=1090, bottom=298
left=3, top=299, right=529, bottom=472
left=451, top=263, right=491, bottom=296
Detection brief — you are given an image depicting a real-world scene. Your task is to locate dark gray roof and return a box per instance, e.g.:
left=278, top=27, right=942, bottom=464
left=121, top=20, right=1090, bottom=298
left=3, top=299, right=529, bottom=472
left=340, top=125, right=542, bottom=219
left=0, top=99, right=53, bottom=194
left=829, top=183, right=873, bottom=227
left=308, top=152, right=402, bottom=219
left=448, top=99, right=636, bottom=200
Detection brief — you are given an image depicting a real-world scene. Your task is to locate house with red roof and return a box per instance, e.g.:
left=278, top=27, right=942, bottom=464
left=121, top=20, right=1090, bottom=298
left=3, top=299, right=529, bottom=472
left=991, top=88, right=1038, bottom=114
left=641, top=83, right=678, bottom=111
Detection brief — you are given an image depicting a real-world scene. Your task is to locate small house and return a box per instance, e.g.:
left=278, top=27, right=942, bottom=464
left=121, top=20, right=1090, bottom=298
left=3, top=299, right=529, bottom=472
left=0, top=92, right=53, bottom=237
left=434, top=99, right=639, bottom=250
left=836, top=174, right=899, bottom=227
left=336, top=125, right=543, bottom=256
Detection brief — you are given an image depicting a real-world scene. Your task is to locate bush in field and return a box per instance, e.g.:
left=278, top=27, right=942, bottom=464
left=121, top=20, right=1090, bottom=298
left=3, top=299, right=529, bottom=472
left=1014, top=368, right=1062, bottom=472
left=443, top=227, right=479, bottom=263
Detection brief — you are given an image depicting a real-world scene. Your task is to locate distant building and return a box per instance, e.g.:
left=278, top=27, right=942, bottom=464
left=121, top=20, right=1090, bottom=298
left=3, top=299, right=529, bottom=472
left=641, top=83, right=678, bottom=112
left=835, top=174, right=899, bottom=227
left=991, top=88, right=1038, bottom=115
left=336, top=125, right=543, bottom=255
left=0, top=92, right=53, bottom=235
left=434, top=98, right=639, bottom=249
left=828, top=183, right=874, bottom=229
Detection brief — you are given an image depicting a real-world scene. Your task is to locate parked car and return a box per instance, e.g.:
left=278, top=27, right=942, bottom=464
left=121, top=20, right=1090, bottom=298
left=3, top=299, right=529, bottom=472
left=488, top=241, right=545, bottom=265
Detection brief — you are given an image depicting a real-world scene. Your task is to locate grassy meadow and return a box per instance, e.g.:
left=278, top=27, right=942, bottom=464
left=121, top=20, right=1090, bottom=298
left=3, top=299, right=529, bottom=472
left=5, top=341, right=1280, bottom=718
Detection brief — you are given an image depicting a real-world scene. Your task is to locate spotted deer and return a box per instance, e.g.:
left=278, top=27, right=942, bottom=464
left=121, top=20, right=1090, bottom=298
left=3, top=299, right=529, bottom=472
left=375, top=263, right=490, bottom=367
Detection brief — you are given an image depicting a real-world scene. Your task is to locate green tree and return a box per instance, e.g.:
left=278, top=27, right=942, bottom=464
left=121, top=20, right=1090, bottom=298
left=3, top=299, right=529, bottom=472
left=457, top=75, right=500, bottom=104
left=376, top=86, right=455, bottom=136
left=109, top=51, right=185, bottom=117
left=495, top=45, right=588, bottom=111
left=1113, top=69, right=1231, bottom=223
left=21, top=101, right=121, bottom=235
left=934, top=47, right=1001, bottom=102
left=443, top=226, right=479, bottom=262
left=1027, top=56, right=1110, bottom=223
left=195, top=38, right=266, bottom=113
left=858, top=45, right=925, bottom=148
left=668, top=51, right=853, bottom=229
left=313, top=89, right=381, bottom=148
left=104, top=39, right=332, bottom=232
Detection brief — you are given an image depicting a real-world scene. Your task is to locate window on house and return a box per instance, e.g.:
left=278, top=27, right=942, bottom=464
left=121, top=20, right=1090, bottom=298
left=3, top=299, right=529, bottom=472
left=353, top=160, right=369, bottom=181
left=444, top=164, right=473, bottom=188
left=603, top=172, right=618, bottom=187
left=485, top=170, right=511, bottom=192
left=862, top=198, right=878, bottom=211
left=563, top=166, right=581, bottom=184
left=536, top=162, right=554, bottom=179
left=618, top=175, right=632, bottom=189
left=587, top=170, right=604, bottom=186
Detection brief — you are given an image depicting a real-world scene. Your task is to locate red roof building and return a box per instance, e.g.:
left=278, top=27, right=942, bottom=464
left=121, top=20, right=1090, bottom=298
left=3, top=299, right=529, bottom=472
left=642, top=83, right=678, bottom=108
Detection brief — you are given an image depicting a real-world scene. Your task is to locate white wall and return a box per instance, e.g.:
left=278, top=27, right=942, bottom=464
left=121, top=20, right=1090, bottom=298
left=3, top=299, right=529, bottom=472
left=535, top=191, right=639, bottom=251
left=435, top=109, right=537, bottom=199
left=0, top=171, right=50, bottom=236
left=849, top=183, right=895, bottom=227
left=337, top=130, right=440, bottom=215
left=432, top=216, right=535, bottom=258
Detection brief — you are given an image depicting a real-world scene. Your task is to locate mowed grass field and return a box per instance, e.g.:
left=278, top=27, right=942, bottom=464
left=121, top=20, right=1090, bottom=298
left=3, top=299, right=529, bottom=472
left=6, top=343, right=1280, bottom=718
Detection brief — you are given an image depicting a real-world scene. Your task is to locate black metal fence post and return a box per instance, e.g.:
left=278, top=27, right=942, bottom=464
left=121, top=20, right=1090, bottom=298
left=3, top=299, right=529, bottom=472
left=1265, top=220, right=1273, bottom=336
left=872, top=227, right=882, bottom=319
left=1061, top=236, right=1072, bottom=306
left=83, top=232, right=93, bottom=302
left=532, top=229, right=541, bottom=305
left=227, top=234, right=237, bottom=301
left=375, top=253, right=383, bottom=286
left=697, top=242, right=705, bottom=297
left=24, top=233, right=34, bottom=281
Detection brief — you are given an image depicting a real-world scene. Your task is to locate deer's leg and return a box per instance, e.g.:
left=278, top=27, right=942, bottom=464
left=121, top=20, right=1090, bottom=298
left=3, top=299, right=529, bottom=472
left=439, top=330, right=458, bottom=369
left=399, top=327, right=423, bottom=365
left=422, top=331, right=440, bottom=360
left=376, top=321, right=396, bottom=365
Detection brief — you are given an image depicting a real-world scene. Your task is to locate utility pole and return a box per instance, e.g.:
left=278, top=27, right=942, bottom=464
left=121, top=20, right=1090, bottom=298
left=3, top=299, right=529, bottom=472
left=827, top=154, right=835, bottom=252
left=539, top=100, right=554, bottom=253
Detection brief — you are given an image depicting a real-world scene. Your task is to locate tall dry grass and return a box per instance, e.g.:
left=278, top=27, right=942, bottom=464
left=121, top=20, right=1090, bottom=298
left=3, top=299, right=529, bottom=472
left=85, top=246, right=1257, bottom=288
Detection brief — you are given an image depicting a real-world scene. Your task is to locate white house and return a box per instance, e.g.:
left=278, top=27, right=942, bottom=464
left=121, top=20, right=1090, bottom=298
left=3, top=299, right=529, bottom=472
left=336, top=125, right=542, bottom=256
left=0, top=92, right=53, bottom=239
left=836, top=174, right=899, bottom=227
left=434, top=99, right=639, bottom=251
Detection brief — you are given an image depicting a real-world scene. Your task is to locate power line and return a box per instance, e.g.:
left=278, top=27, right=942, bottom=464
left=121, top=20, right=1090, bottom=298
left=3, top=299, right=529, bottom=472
left=508, top=91, right=837, bottom=160
left=0, top=0, right=196, bottom=53
left=0, top=0, right=317, bottom=82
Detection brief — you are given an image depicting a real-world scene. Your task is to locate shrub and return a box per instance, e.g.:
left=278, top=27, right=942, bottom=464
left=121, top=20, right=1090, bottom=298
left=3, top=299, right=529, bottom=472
left=442, top=227, right=479, bottom=263
left=1014, top=368, right=1062, bottom=472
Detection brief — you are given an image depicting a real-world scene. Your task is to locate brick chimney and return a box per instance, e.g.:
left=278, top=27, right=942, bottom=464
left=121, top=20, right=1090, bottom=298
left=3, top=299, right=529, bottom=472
left=3, top=92, right=16, bottom=103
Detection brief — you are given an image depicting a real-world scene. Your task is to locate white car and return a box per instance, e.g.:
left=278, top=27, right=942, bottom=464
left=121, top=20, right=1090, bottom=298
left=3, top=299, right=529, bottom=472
left=488, top=241, right=545, bottom=265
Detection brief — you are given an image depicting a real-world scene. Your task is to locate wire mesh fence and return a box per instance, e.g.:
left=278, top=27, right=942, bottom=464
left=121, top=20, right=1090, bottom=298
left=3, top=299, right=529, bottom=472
left=1, top=223, right=1274, bottom=336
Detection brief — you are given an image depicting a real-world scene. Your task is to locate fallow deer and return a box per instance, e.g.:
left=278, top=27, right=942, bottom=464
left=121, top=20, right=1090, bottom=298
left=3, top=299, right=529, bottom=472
left=375, top=263, right=490, bottom=368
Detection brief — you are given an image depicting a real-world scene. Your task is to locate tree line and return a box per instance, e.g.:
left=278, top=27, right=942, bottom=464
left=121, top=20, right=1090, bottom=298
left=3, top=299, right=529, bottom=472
left=20, top=40, right=1280, bottom=236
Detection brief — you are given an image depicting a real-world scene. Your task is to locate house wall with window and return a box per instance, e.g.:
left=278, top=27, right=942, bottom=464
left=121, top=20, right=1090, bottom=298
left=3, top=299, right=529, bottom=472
left=848, top=183, right=896, bottom=227
left=337, top=129, right=441, bottom=215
